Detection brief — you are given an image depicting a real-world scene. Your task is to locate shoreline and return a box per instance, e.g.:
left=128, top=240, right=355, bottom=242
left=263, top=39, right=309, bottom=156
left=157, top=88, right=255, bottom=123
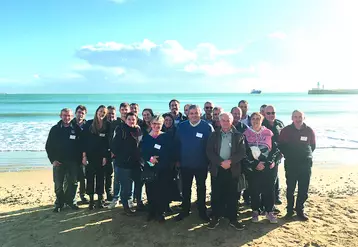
left=1, top=148, right=357, bottom=172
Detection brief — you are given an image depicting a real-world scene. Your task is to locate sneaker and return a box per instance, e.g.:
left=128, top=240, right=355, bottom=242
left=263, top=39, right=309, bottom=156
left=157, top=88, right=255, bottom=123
left=107, top=199, right=118, bottom=209
left=285, top=211, right=294, bottom=219
left=124, top=207, right=136, bottom=216
left=229, top=220, right=245, bottom=231
left=207, top=217, right=219, bottom=230
left=175, top=212, right=189, bottom=222
left=266, top=212, right=278, bottom=224
left=275, top=198, right=283, bottom=205
left=297, top=211, right=309, bottom=221
left=252, top=211, right=259, bottom=223
left=128, top=199, right=135, bottom=209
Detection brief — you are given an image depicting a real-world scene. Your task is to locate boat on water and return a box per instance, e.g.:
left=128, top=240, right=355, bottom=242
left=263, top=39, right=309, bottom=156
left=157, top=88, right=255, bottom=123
left=308, top=82, right=358, bottom=94
left=250, top=89, right=262, bottom=94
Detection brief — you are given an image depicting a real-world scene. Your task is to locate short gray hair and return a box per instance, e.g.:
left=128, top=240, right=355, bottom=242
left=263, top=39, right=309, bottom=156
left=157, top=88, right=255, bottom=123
left=219, top=112, right=233, bottom=121
left=188, top=104, right=202, bottom=114
left=60, top=108, right=72, bottom=114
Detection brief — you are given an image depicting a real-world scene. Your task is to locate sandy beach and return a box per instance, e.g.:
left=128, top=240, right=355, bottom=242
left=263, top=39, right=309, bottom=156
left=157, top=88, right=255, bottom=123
left=1, top=165, right=358, bottom=247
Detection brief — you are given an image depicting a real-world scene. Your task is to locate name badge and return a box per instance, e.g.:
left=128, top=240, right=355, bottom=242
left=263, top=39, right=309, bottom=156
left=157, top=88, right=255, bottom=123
left=154, top=144, right=161, bottom=150
left=196, top=132, right=203, bottom=138
left=300, top=136, right=308, bottom=141
left=69, top=135, right=76, bottom=140
left=99, top=133, right=106, bottom=137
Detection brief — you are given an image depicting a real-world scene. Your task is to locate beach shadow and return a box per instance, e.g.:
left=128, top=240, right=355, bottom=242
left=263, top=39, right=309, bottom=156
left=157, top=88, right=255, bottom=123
left=0, top=200, right=285, bottom=247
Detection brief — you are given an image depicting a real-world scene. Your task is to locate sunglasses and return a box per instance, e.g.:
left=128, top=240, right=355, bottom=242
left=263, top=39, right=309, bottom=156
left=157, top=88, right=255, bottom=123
left=266, top=112, right=275, bottom=115
left=205, top=107, right=213, bottom=109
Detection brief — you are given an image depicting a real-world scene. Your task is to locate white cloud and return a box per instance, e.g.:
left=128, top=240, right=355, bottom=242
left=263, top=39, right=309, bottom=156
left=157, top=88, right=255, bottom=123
left=76, top=39, right=247, bottom=78
left=268, top=31, right=287, bottom=40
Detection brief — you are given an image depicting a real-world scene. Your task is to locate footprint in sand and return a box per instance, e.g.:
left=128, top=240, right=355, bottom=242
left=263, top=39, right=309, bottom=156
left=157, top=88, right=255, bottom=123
left=304, top=242, right=321, bottom=247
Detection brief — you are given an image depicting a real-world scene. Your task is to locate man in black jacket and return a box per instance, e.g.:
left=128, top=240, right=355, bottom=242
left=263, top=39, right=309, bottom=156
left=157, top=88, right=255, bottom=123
left=279, top=110, right=316, bottom=221
left=262, top=105, right=285, bottom=205
left=70, top=105, right=88, bottom=203
left=45, top=108, right=82, bottom=212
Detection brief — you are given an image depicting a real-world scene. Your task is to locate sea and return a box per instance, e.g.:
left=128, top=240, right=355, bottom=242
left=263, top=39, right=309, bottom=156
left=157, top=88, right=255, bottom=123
left=1, top=93, right=358, bottom=171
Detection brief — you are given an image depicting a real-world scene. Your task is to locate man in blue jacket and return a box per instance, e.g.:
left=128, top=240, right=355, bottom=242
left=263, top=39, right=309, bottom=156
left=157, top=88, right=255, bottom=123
left=175, top=105, right=214, bottom=222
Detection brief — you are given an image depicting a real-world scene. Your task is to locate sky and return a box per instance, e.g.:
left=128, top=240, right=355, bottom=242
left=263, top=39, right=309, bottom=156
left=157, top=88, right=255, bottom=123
left=0, top=0, right=357, bottom=93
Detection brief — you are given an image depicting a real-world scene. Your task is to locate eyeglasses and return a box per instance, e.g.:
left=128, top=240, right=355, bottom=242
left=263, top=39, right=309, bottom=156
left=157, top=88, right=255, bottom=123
left=266, top=112, right=275, bottom=115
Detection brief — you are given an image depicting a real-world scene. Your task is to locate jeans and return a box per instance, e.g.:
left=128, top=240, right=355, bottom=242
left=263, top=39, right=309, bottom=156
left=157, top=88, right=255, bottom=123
left=285, top=162, right=312, bottom=212
left=211, top=167, right=238, bottom=221
left=250, top=166, right=278, bottom=213
left=180, top=167, right=208, bottom=215
left=116, top=167, right=133, bottom=207
left=53, top=162, right=78, bottom=207
left=113, top=165, right=121, bottom=201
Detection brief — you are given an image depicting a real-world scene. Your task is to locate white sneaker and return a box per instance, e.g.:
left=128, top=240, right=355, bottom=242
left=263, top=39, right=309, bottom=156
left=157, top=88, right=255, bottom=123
left=108, top=199, right=118, bottom=209
left=128, top=199, right=134, bottom=209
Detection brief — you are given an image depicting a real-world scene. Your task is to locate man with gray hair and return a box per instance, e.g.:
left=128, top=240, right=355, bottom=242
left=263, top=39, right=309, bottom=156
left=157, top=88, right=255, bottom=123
left=206, top=112, right=246, bottom=230
left=175, top=104, right=214, bottom=222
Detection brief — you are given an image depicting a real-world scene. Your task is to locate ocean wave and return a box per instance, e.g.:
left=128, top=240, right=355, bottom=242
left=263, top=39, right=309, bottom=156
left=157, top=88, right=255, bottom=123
left=0, top=113, right=58, bottom=117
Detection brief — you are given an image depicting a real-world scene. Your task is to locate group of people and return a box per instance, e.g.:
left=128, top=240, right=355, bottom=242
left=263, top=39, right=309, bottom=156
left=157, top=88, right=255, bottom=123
left=45, top=99, right=316, bottom=230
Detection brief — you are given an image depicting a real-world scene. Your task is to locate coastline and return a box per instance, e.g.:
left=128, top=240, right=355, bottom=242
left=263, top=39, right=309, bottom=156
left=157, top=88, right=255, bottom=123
left=1, top=148, right=357, bottom=172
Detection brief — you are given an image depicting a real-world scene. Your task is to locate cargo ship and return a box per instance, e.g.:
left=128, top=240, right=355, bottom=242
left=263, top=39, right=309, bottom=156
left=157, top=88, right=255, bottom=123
left=308, top=82, right=358, bottom=94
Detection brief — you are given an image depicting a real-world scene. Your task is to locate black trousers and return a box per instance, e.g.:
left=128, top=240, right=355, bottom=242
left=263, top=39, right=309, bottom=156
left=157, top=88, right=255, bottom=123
left=53, top=162, right=78, bottom=207
left=285, top=162, right=312, bottom=212
left=211, top=167, right=238, bottom=221
left=132, top=168, right=143, bottom=203
left=250, top=166, right=278, bottom=213
left=181, top=167, right=208, bottom=215
left=78, top=164, right=86, bottom=196
left=146, top=169, right=171, bottom=216
left=104, top=160, right=113, bottom=196
left=86, top=157, right=105, bottom=196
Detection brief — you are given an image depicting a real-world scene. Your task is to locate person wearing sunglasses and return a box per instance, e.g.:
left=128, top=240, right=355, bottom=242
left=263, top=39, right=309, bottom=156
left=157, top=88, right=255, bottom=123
left=201, top=101, right=214, bottom=124
left=262, top=105, right=285, bottom=206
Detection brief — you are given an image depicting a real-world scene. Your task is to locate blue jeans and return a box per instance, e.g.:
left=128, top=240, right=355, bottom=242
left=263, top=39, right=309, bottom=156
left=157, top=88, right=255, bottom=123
left=113, top=165, right=121, bottom=200
left=115, top=167, right=133, bottom=206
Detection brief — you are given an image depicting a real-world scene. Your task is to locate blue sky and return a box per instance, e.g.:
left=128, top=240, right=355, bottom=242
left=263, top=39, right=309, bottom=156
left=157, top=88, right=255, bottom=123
left=0, top=0, right=357, bottom=93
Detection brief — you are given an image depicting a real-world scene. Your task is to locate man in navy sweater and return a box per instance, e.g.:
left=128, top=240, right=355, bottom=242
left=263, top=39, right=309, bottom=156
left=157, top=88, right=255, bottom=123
left=175, top=105, right=214, bottom=222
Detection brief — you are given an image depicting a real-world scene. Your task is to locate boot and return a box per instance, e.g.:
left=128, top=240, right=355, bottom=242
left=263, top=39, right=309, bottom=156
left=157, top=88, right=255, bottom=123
left=96, top=195, right=104, bottom=209
left=88, top=195, right=94, bottom=210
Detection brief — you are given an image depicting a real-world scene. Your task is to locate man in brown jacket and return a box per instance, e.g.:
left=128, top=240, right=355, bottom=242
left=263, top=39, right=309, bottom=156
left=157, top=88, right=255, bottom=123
left=206, top=112, right=246, bottom=230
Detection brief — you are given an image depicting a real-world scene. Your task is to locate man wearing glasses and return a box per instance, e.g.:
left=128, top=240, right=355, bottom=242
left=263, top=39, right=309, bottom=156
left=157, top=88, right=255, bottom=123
left=263, top=105, right=285, bottom=205
left=201, top=101, right=214, bottom=124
